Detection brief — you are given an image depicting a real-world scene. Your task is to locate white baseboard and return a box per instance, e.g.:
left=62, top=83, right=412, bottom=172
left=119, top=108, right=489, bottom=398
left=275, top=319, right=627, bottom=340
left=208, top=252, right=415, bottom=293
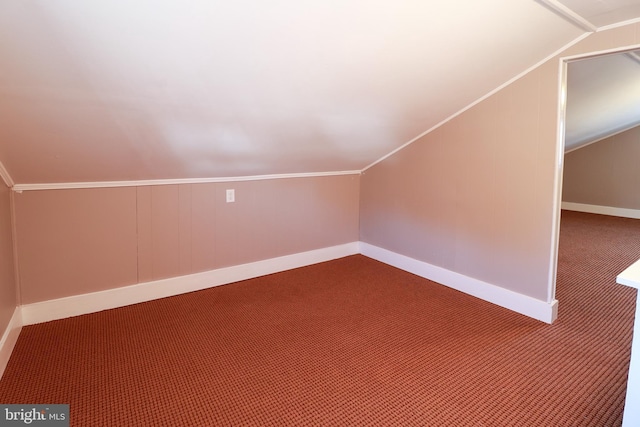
left=0, top=307, right=22, bottom=380
left=562, top=202, right=640, bottom=220
left=21, top=242, right=359, bottom=325
left=20, top=239, right=558, bottom=327
left=6, top=240, right=558, bottom=372
left=360, top=242, right=558, bottom=323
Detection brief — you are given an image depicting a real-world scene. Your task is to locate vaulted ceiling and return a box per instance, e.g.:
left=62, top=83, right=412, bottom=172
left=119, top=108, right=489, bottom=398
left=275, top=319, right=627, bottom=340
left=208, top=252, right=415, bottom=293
left=566, top=49, right=640, bottom=151
left=0, top=1, right=639, bottom=185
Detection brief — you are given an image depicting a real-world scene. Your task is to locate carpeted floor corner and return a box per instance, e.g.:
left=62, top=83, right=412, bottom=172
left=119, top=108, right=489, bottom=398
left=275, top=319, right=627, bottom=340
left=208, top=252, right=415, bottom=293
left=0, top=210, right=638, bottom=426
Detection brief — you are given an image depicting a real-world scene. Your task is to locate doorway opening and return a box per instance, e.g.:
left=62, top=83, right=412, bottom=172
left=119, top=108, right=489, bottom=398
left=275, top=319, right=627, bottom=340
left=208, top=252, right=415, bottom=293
left=550, top=44, right=640, bottom=313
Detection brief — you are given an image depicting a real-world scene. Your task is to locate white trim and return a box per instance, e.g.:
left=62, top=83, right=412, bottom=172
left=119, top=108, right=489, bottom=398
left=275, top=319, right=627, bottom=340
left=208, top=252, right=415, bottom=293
left=548, top=57, right=567, bottom=307
left=11, top=170, right=361, bottom=192
left=360, top=243, right=558, bottom=323
left=535, top=0, right=597, bottom=32
left=622, top=290, right=640, bottom=426
left=618, top=262, right=640, bottom=426
left=597, top=17, right=640, bottom=33
left=617, top=259, right=640, bottom=290
left=6, top=237, right=559, bottom=379
left=9, top=192, right=21, bottom=306
left=18, top=240, right=559, bottom=327
left=0, top=307, right=22, bottom=380
left=0, top=161, right=14, bottom=188
left=561, top=44, right=640, bottom=63
left=626, top=51, right=640, bottom=66
left=362, top=32, right=592, bottom=172
left=21, top=242, right=359, bottom=325
left=562, top=202, right=640, bottom=220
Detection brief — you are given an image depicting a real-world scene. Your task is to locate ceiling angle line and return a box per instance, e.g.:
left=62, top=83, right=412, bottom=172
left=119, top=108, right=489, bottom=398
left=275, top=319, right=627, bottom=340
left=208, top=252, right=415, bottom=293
left=625, top=51, right=640, bottom=65
left=0, top=161, right=14, bottom=188
left=10, top=170, right=363, bottom=192
left=535, top=0, right=598, bottom=32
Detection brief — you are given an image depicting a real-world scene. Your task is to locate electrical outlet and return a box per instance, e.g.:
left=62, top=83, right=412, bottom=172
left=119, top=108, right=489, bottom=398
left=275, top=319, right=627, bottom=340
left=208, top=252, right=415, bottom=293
left=226, top=189, right=235, bottom=203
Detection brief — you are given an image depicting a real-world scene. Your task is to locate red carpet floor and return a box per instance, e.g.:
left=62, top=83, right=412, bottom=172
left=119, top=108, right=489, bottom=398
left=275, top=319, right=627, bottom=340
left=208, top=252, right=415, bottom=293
left=0, top=210, right=638, bottom=426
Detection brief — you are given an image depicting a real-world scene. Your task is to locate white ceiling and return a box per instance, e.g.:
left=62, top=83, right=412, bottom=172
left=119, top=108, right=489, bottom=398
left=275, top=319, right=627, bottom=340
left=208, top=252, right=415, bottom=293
left=559, top=0, right=640, bottom=27
left=0, top=0, right=638, bottom=185
left=566, top=50, right=640, bottom=151
left=560, top=0, right=640, bottom=153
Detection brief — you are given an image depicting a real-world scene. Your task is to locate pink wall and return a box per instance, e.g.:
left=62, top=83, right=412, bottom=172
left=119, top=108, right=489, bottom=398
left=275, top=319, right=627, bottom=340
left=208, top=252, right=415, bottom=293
left=14, top=175, right=360, bottom=304
left=360, top=23, right=640, bottom=303
left=0, top=182, right=16, bottom=332
left=7, top=23, right=640, bottom=311
left=563, top=126, right=640, bottom=210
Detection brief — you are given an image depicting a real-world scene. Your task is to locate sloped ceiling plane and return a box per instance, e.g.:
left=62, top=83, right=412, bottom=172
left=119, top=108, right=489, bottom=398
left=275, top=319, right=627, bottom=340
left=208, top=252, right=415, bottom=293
left=0, top=0, right=639, bottom=185
left=566, top=49, right=640, bottom=151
